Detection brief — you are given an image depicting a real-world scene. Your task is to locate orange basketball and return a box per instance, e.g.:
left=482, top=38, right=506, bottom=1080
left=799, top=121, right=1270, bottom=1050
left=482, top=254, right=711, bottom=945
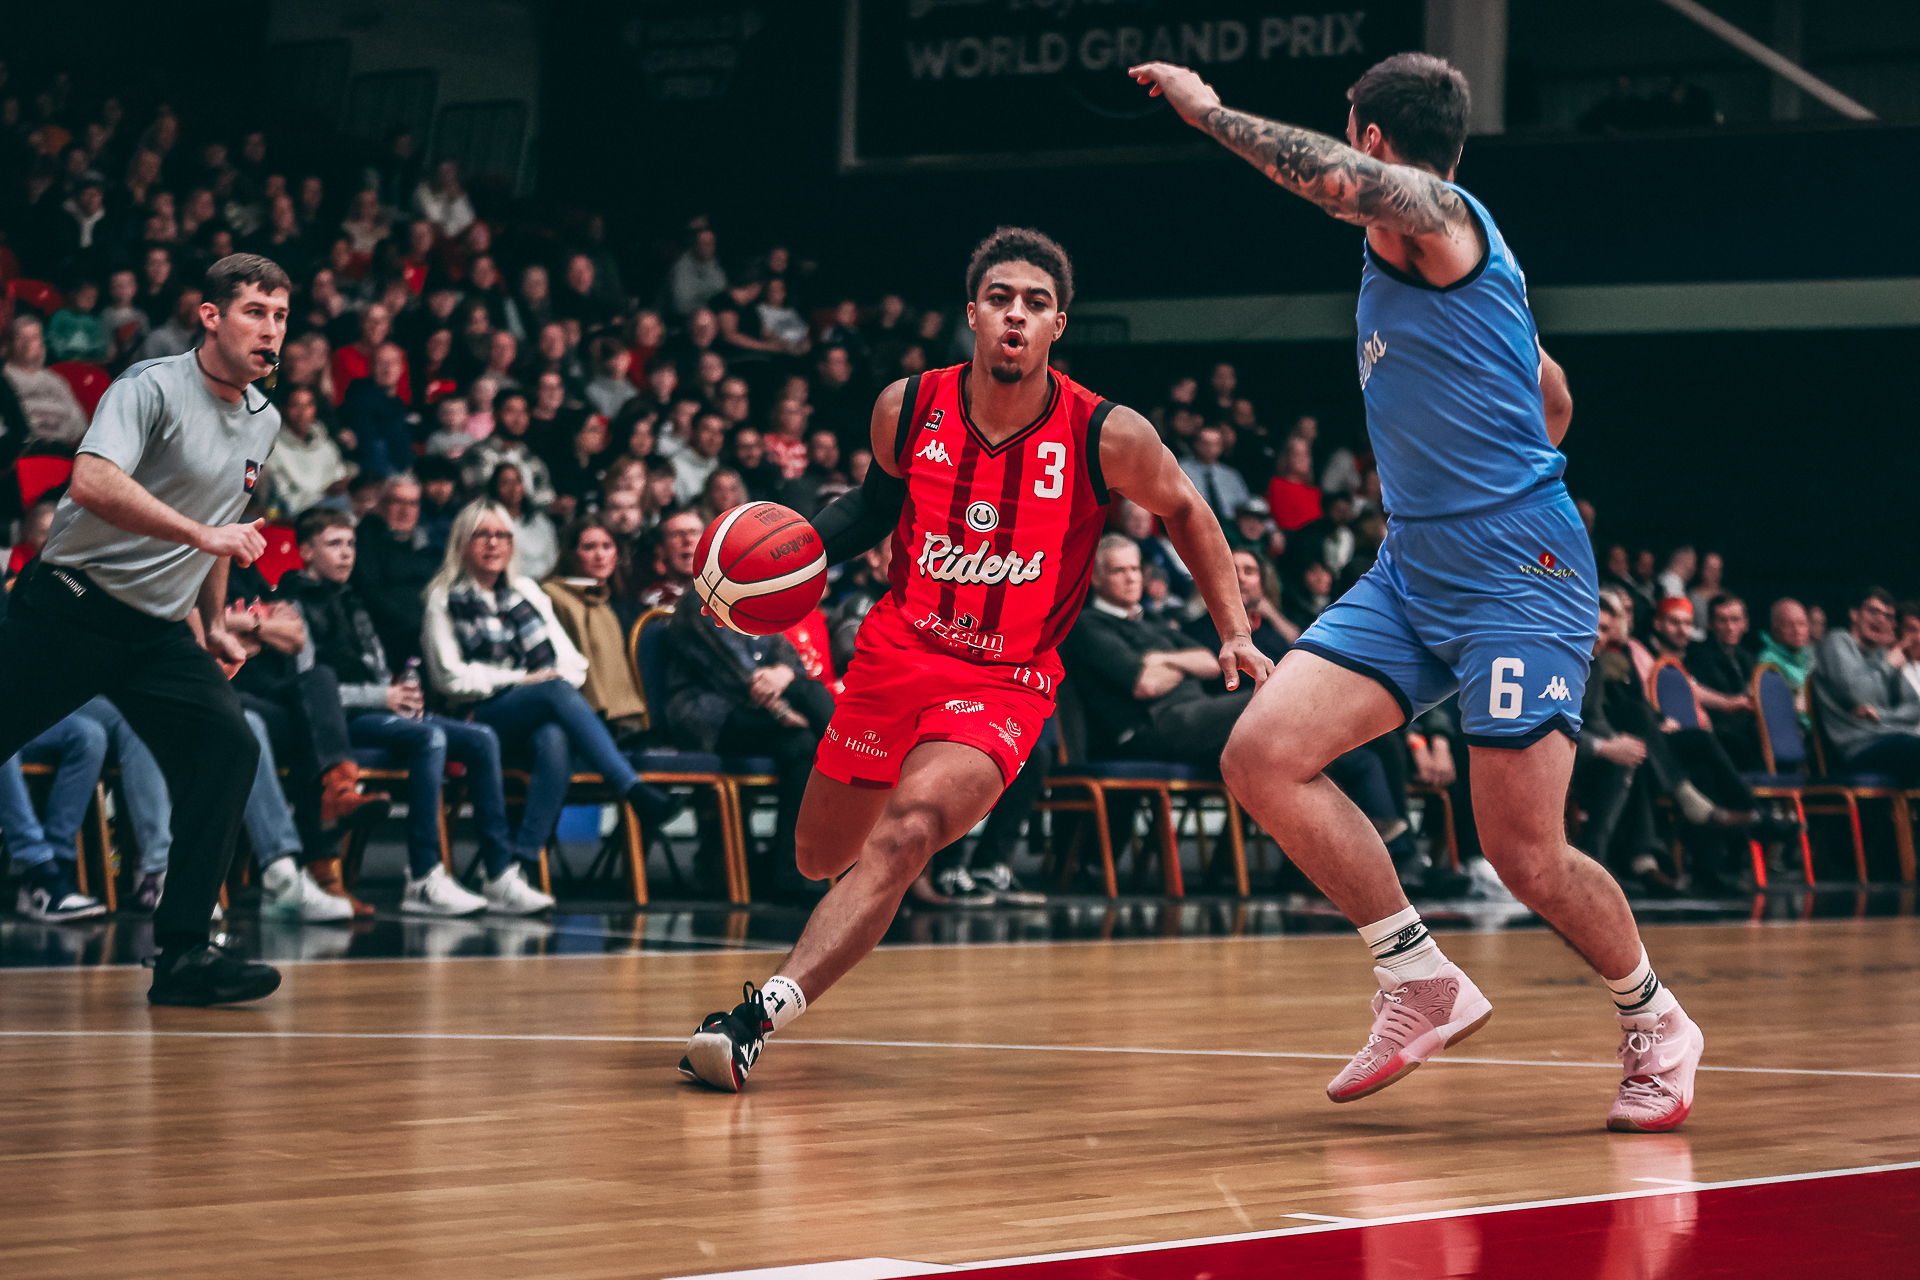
left=692, top=501, right=828, bottom=636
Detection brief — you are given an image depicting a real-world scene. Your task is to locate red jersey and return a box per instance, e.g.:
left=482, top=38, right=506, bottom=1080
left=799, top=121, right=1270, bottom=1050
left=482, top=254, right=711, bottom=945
left=872, top=363, right=1114, bottom=668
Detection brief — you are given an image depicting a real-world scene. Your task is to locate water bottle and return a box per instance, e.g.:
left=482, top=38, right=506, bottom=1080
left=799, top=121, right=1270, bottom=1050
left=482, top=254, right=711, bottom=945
left=401, top=657, right=424, bottom=719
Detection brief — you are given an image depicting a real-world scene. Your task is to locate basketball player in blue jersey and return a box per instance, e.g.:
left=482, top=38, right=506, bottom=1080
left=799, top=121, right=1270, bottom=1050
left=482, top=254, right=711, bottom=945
left=1131, top=55, right=1702, bottom=1132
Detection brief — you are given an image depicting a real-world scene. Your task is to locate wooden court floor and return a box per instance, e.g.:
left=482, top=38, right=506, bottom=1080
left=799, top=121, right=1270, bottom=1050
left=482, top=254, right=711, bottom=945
left=2, top=917, right=1917, bottom=1279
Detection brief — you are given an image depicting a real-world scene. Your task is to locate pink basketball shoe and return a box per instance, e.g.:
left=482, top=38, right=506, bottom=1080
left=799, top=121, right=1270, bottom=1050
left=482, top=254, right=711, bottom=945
left=1326, top=963, right=1494, bottom=1103
left=1608, top=1006, right=1705, bottom=1133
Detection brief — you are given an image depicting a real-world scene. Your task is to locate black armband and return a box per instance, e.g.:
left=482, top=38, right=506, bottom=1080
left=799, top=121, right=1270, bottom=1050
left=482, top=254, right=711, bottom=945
left=813, top=462, right=907, bottom=566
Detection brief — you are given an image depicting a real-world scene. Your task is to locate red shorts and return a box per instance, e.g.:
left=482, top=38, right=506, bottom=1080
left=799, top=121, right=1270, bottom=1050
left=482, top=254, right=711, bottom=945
left=815, top=616, right=1060, bottom=790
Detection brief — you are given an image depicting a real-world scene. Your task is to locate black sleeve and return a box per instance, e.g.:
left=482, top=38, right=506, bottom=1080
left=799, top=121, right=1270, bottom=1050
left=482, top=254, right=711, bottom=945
left=812, top=461, right=907, bottom=567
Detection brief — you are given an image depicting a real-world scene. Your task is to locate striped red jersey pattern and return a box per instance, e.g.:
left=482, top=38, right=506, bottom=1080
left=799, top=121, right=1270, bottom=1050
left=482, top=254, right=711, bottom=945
left=875, top=363, right=1115, bottom=669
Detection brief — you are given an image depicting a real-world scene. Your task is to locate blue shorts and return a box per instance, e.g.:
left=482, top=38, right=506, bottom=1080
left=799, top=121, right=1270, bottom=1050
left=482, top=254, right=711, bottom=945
left=1296, top=484, right=1598, bottom=747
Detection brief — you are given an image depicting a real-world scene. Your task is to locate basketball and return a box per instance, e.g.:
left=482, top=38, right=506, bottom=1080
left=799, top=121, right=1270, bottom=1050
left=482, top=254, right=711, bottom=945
left=692, top=501, right=828, bottom=635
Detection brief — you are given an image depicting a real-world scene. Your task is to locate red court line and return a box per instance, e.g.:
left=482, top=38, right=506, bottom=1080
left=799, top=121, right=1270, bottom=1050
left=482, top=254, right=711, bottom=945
left=953, top=1165, right=1920, bottom=1280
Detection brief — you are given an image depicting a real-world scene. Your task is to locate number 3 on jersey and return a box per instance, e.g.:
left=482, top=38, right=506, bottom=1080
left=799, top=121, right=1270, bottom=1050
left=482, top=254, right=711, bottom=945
left=1034, top=441, right=1066, bottom=499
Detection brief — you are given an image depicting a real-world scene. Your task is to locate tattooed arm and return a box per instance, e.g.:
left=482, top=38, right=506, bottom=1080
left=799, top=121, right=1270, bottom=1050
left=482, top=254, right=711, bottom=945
left=1129, top=61, right=1476, bottom=242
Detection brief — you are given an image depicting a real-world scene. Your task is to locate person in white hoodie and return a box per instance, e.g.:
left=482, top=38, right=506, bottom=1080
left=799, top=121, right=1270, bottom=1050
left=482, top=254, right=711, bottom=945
left=421, top=501, right=680, bottom=911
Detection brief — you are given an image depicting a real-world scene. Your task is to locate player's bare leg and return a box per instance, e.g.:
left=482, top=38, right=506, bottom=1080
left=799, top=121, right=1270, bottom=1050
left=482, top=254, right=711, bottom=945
left=1222, top=647, right=1491, bottom=1103
left=679, top=741, right=1006, bottom=1091
left=1472, top=736, right=1704, bottom=1131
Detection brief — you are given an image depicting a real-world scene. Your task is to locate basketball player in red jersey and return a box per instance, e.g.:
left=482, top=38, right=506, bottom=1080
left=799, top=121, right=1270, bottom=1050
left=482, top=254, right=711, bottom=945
left=680, top=228, right=1272, bottom=1091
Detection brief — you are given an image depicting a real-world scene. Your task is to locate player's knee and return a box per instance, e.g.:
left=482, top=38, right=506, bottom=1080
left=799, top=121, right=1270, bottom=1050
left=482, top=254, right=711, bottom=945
left=867, top=803, right=944, bottom=876
left=1221, top=714, right=1316, bottom=794
left=793, top=827, right=844, bottom=881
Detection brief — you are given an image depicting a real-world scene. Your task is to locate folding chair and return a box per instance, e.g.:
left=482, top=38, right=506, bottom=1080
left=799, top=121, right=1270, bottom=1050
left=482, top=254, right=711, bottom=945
left=1804, top=681, right=1915, bottom=884
left=16, top=763, right=115, bottom=910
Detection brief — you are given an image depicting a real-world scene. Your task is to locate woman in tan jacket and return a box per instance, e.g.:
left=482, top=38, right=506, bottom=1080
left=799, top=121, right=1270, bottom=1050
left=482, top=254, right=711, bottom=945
left=542, top=515, right=650, bottom=742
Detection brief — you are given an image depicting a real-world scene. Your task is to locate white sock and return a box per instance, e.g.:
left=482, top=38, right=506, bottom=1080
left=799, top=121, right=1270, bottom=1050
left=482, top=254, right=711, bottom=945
left=1606, top=947, right=1679, bottom=1024
left=760, top=975, right=806, bottom=1033
left=1673, top=781, right=1715, bottom=825
left=1358, top=906, right=1447, bottom=981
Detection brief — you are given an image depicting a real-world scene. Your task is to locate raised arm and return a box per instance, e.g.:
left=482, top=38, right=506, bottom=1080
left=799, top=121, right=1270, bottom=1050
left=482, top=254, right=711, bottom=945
left=1099, top=406, right=1271, bottom=692
left=1130, top=61, right=1470, bottom=238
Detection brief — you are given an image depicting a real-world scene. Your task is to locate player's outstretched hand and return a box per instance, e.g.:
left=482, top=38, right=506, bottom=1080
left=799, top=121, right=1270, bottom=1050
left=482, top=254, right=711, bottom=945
left=1217, top=636, right=1273, bottom=692
left=1128, top=61, right=1221, bottom=128
left=199, top=519, right=268, bottom=567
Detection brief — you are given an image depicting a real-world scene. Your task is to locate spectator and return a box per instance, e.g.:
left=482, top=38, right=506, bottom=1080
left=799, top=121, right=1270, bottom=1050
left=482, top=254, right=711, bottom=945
left=826, top=541, right=891, bottom=673
left=542, top=515, right=649, bottom=734
left=329, top=303, right=409, bottom=406
left=663, top=591, right=833, bottom=902
left=488, top=462, right=558, bottom=580
left=1281, top=561, right=1336, bottom=631
left=1113, top=496, right=1194, bottom=608
left=584, top=336, right=637, bottom=419
left=345, top=471, right=386, bottom=523
left=765, top=396, right=812, bottom=480
left=506, top=264, right=554, bottom=342
left=1266, top=435, right=1322, bottom=531
left=1, top=710, right=109, bottom=921
left=4, top=315, right=88, bottom=447
left=414, top=454, right=464, bottom=546
left=1227, top=397, right=1277, bottom=489
left=46, top=278, right=109, bottom=363
left=463, top=391, right=557, bottom=510
left=134, top=243, right=178, bottom=326
left=1289, top=491, right=1357, bottom=580
left=1896, top=602, right=1920, bottom=702
left=1656, top=545, right=1696, bottom=601
left=810, top=345, right=867, bottom=452
left=1184, top=549, right=1295, bottom=660
left=244, top=192, right=306, bottom=272
left=1686, top=551, right=1724, bottom=639
left=626, top=310, right=667, bottom=383
left=240, top=705, right=358, bottom=924
left=421, top=502, right=680, bottom=910
left=727, top=425, right=785, bottom=502
left=367, top=128, right=422, bottom=214
left=132, top=285, right=204, bottom=362
left=338, top=187, right=390, bottom=259
left=47, top=176, right=110, bottom=278
left=98, top=268, right=149, bottom=359
left=1757, top=597, right=1816, bottom=725
left=1178, top=424, right=1249, bottom=523
left=1685, top=593, right=1760, bottom=768
left=278, top=507, right=505, bottom=915
left=411, top=158, right=475, bottom=241
left=640, top=456, right=681, bottom=528
left=779, top=428, right=846, bottom=519
left=1813, top=587, right=1920, bottom=781
left=637, top=509, right=702, bottom=610
left=264, top=385, right=348, bottom=516
left=697, top=468, right=748, bottom=523
left=1207, top=360, right=1238, bottom=418
left=1808, top=604, right=1829, bottom=643
left=340, top=341, right=416, bottom=477
left=668, top=225, right=727, bottom=316
left=673, top=410, right=729, bottom=506
left=351, top=474, right=440, bottom=663
left=757, top=276, right=811, bottom=356
left=1337, top=507, right=1384, bottom=595
left=423, top=394, right=477, bottom=460
left=547, top=412, right=609, bottom=523
left=411, top=327, right=459, bottom=411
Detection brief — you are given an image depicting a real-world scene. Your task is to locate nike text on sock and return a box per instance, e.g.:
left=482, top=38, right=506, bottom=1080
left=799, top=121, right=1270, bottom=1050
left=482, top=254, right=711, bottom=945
left=1357, top=906, right=1447, bottom=981
left=760, top=975, right=806, bottom=1032
left=1605, top=946, right=1679, bottom=1020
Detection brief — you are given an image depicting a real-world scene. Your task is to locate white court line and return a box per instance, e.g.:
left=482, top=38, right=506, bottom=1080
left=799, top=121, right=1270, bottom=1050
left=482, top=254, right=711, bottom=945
left=666, top=1161, right=1920, bottom=1279
left=2, top=1028, right=1916, bottom=1081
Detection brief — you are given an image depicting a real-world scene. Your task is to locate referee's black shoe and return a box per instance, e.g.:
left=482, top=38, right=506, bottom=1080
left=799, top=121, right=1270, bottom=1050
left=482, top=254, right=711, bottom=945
left=148, top=942, right=282, bottom=1007
left=679, top=982, right=769, bottom=1092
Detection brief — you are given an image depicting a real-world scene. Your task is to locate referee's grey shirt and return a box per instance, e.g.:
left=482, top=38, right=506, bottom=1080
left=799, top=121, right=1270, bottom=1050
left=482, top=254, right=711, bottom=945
left=42, top=353, right=282, bottom=621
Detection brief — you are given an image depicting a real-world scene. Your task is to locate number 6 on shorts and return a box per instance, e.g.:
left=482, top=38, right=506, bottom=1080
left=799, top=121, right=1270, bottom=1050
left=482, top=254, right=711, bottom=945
left=1488, top=657, right=1525, bottom=720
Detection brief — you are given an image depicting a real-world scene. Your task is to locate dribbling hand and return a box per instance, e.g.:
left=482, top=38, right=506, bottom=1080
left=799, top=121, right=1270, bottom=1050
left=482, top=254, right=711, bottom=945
left=199, top=519, right=269, bottom=566
left=1128, top=62, right=1222, bottom=128
left=1217, top=636, right=1274, bottom=692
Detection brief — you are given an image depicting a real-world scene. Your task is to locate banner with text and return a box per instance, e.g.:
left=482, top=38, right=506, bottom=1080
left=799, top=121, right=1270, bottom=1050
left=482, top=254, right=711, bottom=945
left=842, top=0, right=1425, bottom=171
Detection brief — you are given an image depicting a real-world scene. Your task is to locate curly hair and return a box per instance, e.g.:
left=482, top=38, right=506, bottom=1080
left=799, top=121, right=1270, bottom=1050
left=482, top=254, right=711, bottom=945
left=965, top=226, right=1073, bottom=312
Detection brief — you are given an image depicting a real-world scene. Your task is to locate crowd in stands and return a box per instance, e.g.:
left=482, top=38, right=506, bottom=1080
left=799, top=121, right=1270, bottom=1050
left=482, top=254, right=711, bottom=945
left=2, top=73, right=1917, bottom=922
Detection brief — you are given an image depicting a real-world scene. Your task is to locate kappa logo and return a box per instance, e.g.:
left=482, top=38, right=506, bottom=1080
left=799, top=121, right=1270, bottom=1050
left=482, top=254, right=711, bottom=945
left=1539, top=676, right=1573, bottom=701
left=918, top=439, right=953, bottom=466
left=944, top=700, right=985, bottom=714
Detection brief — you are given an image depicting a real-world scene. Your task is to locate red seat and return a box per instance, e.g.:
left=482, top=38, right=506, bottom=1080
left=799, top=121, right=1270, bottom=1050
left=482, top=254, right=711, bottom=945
left=15, top=456, right=73, bottom=508
left=7, top=544, right=34, bottom=576
left=49, top=361, right=110, bottom=420
left=252, top=523, right=302, bottom=588
left=6, top=278, right=65, bottom=316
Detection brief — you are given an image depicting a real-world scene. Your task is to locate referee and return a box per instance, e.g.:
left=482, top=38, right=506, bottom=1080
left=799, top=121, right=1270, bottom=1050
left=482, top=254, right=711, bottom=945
left=0, top=254, right=292, bottom=1006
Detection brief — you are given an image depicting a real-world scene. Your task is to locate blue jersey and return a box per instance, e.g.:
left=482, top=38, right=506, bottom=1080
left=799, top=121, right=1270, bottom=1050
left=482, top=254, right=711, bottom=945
left=1355, top=185, right=1563, bottom=519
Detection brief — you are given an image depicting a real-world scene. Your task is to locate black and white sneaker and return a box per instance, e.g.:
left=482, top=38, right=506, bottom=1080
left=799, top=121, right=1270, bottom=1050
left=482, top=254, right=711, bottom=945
left=679, top=982, right=770, bottom=1092
left=16, top=861, right=106, bottom=923
left=933, top=867, right=997, bottom=908
left=972, top=863, right=1047, bottom=906
left=147, top=942, right=282, bottom=1007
